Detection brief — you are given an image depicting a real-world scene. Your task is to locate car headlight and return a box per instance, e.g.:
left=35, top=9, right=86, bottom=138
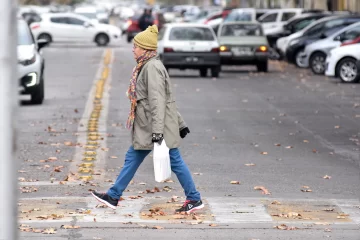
left=289, top=39, right=300, bottom=46
left=19, top=54, right=36, bottom=66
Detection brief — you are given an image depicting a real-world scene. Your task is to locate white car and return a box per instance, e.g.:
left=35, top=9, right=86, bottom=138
left=18, top=19, right=48, bottom=104
left=224, top=8, right=257, bottom=22
left=301, top=22, right=360, bottom=74
left=325, top=44, right=360, bottom=83
left=30, top=13, right=121, bottom=46
left=157, top=23, right=221, bottom=77
left=258, top=8, right=303, bottom=36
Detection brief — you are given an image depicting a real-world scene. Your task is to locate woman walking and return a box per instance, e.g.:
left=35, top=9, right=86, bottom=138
left=91, top=25, right=203, bottom=214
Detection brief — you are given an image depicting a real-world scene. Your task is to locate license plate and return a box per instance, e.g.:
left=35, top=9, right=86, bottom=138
left=185, top=57, right=199, bottom=62
left=232, top=47, right=253, bottom=56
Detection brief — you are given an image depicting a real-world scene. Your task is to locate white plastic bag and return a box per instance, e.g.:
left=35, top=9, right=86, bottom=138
left=153, top=139, right=171, bottom=182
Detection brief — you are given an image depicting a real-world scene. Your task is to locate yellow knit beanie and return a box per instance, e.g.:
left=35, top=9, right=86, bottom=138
left=134, top=25, right=158, bottom=50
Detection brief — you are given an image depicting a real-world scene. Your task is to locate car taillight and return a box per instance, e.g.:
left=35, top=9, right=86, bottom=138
left=211, top=47, right=219, bottom=52
left=164, top=47, right=174, bottom=52
left=256, top=46, right=268, bottom=52
left=31, top=24, right=40, bottom=30
left=219, top=46, right=229, bottom=52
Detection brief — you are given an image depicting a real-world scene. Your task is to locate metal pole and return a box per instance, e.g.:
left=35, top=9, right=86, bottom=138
left=0, top=0, right=18, bottom=240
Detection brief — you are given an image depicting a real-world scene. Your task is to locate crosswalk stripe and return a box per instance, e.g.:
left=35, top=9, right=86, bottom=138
left=18, top=196, right=360, bottom=225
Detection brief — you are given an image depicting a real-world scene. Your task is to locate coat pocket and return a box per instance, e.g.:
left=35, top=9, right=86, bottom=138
left=135, top=104, right=148, bottom=127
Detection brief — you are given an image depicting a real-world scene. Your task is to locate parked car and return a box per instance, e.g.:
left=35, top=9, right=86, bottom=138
left=217, top=22, right=269, bottom=72
left=302, top=22, right=360, bottom=74
left=257, top=8, right=303, bottom=36
left=285, top=15, right=360, bottom=67
left=276, top=14, right=349, bottom=58
left=224, top=8, right=257, bottom=22
left=325, top=44, right=360, bottom=83
left=126, top=12, right=165, bottom=43
left=18, top=19, right=48, bottom=104
left=30, top=13, right=121, bottom=46
left=157, top=23, right=220, bottom=77
left=267, top=13, right=330, bottom=59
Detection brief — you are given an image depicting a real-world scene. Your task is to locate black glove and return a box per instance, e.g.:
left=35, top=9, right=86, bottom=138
left=179, top=127, right=190, bottom=139
left=152, top=133, right=164, bottom=144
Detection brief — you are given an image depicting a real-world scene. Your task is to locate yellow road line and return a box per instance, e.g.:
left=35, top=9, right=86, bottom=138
left=77, top=48, right=112, bottom=181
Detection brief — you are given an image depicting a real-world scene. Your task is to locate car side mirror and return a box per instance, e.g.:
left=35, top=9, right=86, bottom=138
left=320, top=32, right=327, bottom=39
left=37, top=39, right=49, bottom=50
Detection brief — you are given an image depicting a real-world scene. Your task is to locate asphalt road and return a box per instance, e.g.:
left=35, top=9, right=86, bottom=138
left=16, top=38, right=360, bottom=240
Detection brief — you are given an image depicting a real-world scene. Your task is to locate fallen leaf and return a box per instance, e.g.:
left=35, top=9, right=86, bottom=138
left=173, top=215, right=186, bottom=219
left=193, top=172, right=203, bottom=175
left=54, top=166, right=63, bottom=172
left=285, top=146, right=293, bottom=149
left=139, top=182, right=147, bottom=185
left=323, top=208, right=335, bottom=212
left=254, top=186, right=271, bottom=195
left=110, top=156, right=118, bottom=159
left=48, top=157, right=58, bottom=161
left=209, top=223, right=217, bottom=227
left=271, top=200, right=281, bottom=205
left=18, top=170, right=27, bottom=173
left=212, top=136, right=217, bottom=140
left=274, top=143, right=281, bottom=147
left=36, top=215, right=49, bottom=220
left=323, top=175, right=331, bottom=179
left=64, top=141, right=74, bottom=146
left=334, top=125, right=340, bottom=129
left=301, top=189, right=312, bottom=192
left=152, top=226, right=164, bottom=229
left=260, top=152, right=268, bottom=155
left=42, top=228, right=57, bottom=234
left=230, top=181, right=240, bottom=185
left=324, top=228, right=332, bottom=232
left=303, top=140, right=309, bottom=143
left=245, top=163, right=256, bottom=166
left=74, top=109, right=79, bottom=113
left=274, top=224, right=298, bottom=230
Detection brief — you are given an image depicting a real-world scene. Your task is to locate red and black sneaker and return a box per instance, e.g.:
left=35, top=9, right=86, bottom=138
left=175, top=200, right=204, bottom=214
left=91, top=191, right=118, bottom=210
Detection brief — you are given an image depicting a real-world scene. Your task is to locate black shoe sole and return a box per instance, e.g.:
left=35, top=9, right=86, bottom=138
left=91, top=192, right=117, bottom=210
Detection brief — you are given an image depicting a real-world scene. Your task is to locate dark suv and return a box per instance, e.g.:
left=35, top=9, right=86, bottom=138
left=286, top=15, right=360, bottom=66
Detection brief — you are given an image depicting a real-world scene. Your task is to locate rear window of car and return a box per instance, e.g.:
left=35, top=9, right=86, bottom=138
left=169, top=27, right=215, bottom=41
left=225, top=11, right=253, bottom=22
left=220, top=24, right=263, bottom=36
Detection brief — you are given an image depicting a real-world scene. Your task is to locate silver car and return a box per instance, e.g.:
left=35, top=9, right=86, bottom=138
left=301, top=21, right=360, bottom=74
left=18, top=19, right=48, bottom=104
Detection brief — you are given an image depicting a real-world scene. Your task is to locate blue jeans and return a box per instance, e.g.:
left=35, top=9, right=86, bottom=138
left=107, top=146, right=201, bottom=201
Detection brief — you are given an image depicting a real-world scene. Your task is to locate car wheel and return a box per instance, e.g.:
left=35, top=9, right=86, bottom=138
left=30, top=73, right=44, bottom=105
left=256, top=61, right=268, bottom=72
left=295, top=49, right=306, bottom=68
left=200, top=68, right=207, bottom=77
left=37, top=33, right=52, bottom=43
left=336, top=57, right=359, bottom=83
left=95, top=33, right=110, bottom=47
left=310, top=52, right=326, bottom=75
left=211, top=66, right=220, bottom=78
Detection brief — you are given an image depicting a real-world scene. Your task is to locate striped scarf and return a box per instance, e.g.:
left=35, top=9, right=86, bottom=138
left=126, top=50, right=157, bottom=129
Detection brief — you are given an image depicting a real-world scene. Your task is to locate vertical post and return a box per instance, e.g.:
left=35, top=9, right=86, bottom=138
left=0, top=0, right=18, bottom=240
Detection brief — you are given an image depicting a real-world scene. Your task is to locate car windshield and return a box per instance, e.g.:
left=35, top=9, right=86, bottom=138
left=225, top=11, right=253, bottom=22
left=76, top=12, right=97, bottom=19
left=220, top=24, right=262, bottom=36
left=17, top=20, right=33, bottom=46
left=169, top=27, right=214, bottom=41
